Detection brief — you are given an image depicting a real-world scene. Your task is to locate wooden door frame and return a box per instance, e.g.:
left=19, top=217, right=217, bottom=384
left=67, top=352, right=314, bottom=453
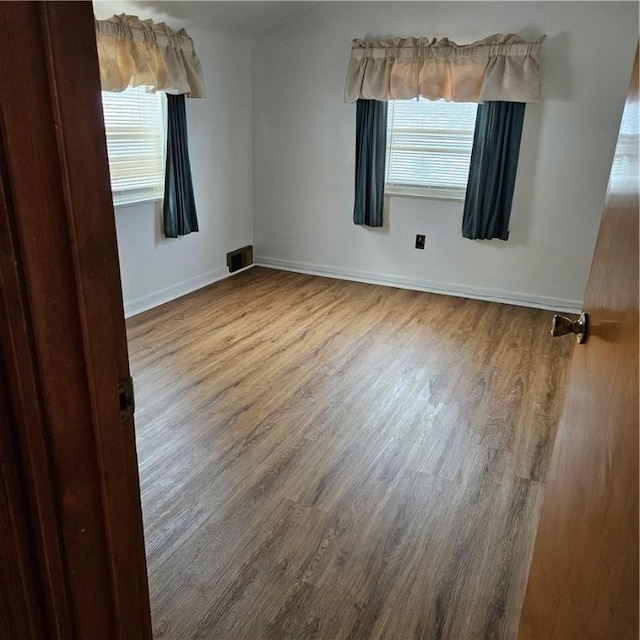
left=0, top=3, right=151, bottom=638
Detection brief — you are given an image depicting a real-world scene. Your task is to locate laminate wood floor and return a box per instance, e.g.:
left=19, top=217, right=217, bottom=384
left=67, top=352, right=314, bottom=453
left=126, top=267, right=574, bottom=640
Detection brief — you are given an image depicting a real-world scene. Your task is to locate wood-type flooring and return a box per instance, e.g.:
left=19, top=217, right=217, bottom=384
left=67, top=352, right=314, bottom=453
left=126, top=267, right=574, bottom=640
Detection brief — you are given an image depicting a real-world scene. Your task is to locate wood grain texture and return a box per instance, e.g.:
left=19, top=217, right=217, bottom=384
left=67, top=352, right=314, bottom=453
left=0, top=359, right=48, bottom=640
left=519, top=47, right=639, bottom=640
left=127, top=268, right=574, bottom=640
left=0, top=2, right=150, bottom=637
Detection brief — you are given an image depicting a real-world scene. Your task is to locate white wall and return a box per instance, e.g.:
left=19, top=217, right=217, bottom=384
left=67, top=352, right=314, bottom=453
left=115, top=28, right=254, bottom=316
left=252, top=1, right=638, bottom=311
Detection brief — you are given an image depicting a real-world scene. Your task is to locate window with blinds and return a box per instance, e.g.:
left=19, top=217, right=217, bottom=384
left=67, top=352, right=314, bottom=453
left=101, top=86, right=165, bottom=206
left=385, top=99, right=478, bottom=200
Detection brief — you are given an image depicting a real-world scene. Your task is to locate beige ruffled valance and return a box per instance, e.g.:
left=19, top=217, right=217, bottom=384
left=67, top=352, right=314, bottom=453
left=345, top=34, right=545, bottom=104
left=95, top=14, right=205, bottom=98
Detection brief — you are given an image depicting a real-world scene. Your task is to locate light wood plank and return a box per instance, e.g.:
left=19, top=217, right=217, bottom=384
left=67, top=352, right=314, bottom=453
left=127, top=268, right=573, bottom=639
left=519, top=47, right=639, bottom=640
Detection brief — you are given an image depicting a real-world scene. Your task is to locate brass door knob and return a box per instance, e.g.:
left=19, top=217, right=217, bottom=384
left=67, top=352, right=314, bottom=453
left=551, top=312, right=588, bottom=343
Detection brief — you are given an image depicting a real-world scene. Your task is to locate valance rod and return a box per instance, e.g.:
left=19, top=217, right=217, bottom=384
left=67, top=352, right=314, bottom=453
left=345, top=33, right=546, bottom=104
left=95, top=14, right=205, bottom=98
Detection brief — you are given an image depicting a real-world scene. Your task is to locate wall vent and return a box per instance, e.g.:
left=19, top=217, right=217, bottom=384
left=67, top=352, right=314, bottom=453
left=226, top=245, right=253, bottom=273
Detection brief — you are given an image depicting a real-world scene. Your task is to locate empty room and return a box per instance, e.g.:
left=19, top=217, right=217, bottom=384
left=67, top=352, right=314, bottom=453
left=1, top=1, right=638, bottom=639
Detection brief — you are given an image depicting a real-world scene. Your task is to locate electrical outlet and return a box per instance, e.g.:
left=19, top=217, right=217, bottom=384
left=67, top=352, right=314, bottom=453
left=415, top=234, right=426, bottom=250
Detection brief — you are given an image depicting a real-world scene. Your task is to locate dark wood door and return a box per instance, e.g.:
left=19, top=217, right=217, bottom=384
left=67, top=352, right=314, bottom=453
left=518, top=48, right=639, bottom=639
left=0, top=2, right=151, bottom=638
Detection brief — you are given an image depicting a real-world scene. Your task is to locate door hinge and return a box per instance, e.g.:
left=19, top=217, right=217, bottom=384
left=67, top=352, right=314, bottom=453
left=117, top=376, right=135, bottom=421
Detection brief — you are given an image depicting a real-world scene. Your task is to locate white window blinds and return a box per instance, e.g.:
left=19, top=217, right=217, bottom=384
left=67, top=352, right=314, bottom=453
left=385, top=99, right=478, bottom=200
left=101, top=86, right=165, bottom=206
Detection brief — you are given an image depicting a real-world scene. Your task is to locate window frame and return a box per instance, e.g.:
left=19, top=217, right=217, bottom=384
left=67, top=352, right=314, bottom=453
left=101, top=86, right=167, bottom=208
left=384, top=98, right=478, bottom=202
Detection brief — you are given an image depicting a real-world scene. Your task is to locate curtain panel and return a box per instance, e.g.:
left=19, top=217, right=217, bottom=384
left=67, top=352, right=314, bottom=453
left=163, top=94, right=199, bottom=238
left=462, top=101, right=526, bottom=240
left=353, top=100, right=388, bottom=227
left=95, top=14, right=205, bottom=98
left=345, top=34, right=545, bottom=104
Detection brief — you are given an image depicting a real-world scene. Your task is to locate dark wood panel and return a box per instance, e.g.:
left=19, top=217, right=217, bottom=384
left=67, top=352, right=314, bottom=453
left=0, top=358, right=48, bottom=640
left=518, top=47, right=639, bottom=639
left=0, top=2, right=151, bottom=637
left=41, top=4, right=152, bottom=635
left=127, top=267, right=574, bottom=639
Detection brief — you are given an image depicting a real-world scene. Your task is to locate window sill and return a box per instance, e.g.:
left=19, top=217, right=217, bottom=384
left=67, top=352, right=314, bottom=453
left=113, top=196, right=163, bottom=210
left=385, top=187, right=466, bottom=202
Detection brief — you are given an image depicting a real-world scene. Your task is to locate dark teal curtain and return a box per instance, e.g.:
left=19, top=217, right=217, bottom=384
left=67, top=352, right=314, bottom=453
left=462, top=101, right=526, bottom=240
left=353, top=99, right=388, bottom=227
left=163, top=94, right=198, bottom=238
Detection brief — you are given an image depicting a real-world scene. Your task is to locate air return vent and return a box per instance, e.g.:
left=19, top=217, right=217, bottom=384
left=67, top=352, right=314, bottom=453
left=226, top=245, right=253, bottom=273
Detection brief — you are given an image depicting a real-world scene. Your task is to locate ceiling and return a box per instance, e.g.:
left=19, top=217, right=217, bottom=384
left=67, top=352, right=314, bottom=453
left=93, top=1, right=320, bottom=40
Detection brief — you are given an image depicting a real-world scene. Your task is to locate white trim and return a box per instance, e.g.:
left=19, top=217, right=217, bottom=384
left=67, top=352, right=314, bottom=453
left=385, top=186, right=466, bottom=201
left=123, top=264, right=255, bottom=318
left=113, top=195, right=163, bottom=210
left=254, top=256, right=582, bottom=314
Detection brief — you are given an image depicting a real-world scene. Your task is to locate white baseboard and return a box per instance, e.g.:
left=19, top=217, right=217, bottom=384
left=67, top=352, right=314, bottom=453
left=123, top=264, right=254, bottom=317
left=255, top=256, right=582, bottom=314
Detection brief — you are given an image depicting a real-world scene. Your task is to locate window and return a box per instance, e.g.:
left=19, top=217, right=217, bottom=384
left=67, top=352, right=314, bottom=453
left=385, top=99, right=478, bottom=200
left=101, top=86, right=166, bottom=206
